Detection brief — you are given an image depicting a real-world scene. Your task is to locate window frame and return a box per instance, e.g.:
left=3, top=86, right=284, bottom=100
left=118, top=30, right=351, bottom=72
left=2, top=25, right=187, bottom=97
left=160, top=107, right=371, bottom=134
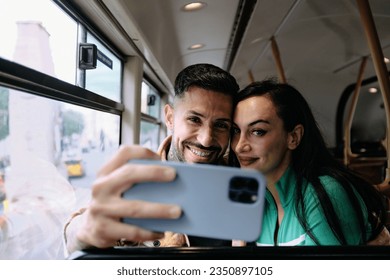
left=0, top=58, right=124, bottom=115
left=0, top=0, right=126, bottom=117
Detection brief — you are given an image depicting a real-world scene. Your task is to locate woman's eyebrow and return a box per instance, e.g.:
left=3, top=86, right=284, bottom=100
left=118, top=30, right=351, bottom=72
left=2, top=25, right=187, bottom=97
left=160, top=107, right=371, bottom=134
left=248, top=119, right=270, bottom=127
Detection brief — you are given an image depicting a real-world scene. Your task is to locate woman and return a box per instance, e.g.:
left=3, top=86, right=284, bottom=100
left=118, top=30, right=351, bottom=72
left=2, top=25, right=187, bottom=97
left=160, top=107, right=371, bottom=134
left=230, top=78, right=387, bottom=245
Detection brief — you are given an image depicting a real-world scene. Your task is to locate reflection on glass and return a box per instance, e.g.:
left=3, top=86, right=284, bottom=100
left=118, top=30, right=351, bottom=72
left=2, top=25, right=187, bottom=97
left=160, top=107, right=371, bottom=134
left=85, top=33, right=122, bottom=102
left=351, top=86, right=386, bottom=144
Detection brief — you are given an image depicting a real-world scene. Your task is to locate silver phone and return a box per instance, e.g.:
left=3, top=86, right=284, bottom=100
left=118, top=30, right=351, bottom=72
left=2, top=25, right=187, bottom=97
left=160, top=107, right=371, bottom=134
left=122, top=160, right=267, bottom=242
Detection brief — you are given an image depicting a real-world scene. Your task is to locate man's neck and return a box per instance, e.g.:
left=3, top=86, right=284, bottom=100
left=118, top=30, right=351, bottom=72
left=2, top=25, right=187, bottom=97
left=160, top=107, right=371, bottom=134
left=167, top=146, right=181, bottom=162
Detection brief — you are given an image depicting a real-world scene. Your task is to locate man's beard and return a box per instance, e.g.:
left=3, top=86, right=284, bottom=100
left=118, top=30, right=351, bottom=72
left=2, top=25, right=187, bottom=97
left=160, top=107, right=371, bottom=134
left=168, top=144, right=185, bottom=162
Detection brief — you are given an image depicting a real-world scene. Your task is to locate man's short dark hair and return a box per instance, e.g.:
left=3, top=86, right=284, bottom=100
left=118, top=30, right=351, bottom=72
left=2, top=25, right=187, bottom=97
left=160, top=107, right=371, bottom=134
left=174, top=63, right=239, bottom=98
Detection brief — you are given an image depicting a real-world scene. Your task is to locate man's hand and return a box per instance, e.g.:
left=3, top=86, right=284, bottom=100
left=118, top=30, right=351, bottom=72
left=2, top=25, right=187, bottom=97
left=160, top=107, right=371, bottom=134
left=65, top=145, right=182, bottom=253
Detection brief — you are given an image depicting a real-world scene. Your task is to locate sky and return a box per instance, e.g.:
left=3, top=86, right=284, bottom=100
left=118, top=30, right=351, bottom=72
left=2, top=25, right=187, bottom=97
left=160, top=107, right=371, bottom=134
left=0, top=0, right=77, bottom=83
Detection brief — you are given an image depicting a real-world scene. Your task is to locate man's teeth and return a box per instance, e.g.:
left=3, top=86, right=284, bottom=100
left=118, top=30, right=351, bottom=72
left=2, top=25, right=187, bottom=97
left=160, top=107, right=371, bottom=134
left=190, top=148, right=211, bottom=157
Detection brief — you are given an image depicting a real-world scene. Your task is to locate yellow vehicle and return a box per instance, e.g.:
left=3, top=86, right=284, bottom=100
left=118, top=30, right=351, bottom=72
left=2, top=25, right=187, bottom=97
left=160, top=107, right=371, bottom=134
left=64, top=159, right=85, bottom=177
left=62, top=147, right=85, bottom=177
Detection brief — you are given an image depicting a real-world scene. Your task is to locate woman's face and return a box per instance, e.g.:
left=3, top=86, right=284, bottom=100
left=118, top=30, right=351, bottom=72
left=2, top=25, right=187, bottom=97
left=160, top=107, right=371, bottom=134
left=231, top=95, right=294, bottom=182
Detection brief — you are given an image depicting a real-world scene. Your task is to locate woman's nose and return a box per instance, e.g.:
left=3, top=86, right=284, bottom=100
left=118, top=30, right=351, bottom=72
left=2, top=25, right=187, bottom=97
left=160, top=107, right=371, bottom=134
left=234, top=134, right=250, bottom=153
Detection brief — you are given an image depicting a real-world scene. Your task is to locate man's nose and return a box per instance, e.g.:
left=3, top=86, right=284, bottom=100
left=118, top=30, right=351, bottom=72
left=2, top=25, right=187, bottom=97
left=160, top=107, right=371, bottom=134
left=197, top=126, right=214, bottom=147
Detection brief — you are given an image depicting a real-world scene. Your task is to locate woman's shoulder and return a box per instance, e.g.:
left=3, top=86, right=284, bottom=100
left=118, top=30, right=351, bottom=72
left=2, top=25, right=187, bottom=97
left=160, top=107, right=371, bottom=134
left=314, top=174, right=365, bottom=209
left=303, top=174, right=351, bottom=202
left=318, top=174, right=340, bottom=185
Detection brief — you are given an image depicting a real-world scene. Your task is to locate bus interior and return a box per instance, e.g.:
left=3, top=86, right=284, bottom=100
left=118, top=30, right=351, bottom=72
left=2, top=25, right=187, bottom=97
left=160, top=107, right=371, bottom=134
left=0, top=0, right=389, bottom=259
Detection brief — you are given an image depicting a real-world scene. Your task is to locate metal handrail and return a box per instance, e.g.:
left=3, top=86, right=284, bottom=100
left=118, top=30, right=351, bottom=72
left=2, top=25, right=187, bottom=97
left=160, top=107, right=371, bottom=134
left=356, top=0, right=390, bottom=190
left=343, top=57, right=367, bottom=166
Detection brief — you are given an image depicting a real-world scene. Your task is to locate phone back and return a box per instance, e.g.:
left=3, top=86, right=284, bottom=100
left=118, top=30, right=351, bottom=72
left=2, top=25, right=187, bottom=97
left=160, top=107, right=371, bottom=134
left=122, top=160, right=267, bottom=242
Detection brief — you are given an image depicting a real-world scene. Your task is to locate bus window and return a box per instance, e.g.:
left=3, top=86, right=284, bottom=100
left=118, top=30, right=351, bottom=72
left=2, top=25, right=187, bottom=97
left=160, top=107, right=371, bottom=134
left=140, top=120, right=161, bottom=152
left=0, top=85, right=120, bottom=204
left=0, top=0, right=125, bottom=259
left=84, top=33, right=122, bottom=103
left=0, top=0, right=77, bottom=85
left=140, top=81, right=163, bottom=151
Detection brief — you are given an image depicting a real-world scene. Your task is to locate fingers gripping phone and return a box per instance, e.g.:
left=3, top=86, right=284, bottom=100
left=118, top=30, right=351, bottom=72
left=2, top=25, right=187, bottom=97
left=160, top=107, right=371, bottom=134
left=122, top=160, right=267, bottom=242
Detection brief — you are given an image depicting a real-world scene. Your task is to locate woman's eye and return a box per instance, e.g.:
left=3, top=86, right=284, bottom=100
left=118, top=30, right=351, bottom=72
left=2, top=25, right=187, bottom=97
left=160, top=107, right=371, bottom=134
left=253, top=129, right=266, bottom=136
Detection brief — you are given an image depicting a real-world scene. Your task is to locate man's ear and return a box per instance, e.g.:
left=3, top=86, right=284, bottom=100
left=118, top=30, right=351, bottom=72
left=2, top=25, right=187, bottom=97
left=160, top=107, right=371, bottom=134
left=287, top=124, right=304, bottom=150
left=164, top=104, right=174, bottom=131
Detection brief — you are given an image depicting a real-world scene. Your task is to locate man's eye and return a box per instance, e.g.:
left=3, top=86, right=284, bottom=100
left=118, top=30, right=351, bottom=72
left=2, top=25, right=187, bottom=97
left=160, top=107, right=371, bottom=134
left=188, top=117, right=201, bottom=123
left=232, top=127, right=240, bottom=135
left=215, top=122, right=230, bottom=130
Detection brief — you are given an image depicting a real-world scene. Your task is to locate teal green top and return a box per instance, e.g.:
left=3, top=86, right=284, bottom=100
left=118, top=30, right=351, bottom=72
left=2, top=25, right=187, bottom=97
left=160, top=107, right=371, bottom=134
left=257, top=166, right=371, bottom=246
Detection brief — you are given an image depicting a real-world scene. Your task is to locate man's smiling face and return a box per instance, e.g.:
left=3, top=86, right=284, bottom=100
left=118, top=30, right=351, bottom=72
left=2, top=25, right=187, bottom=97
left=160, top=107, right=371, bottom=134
left=165, top=86, right=233, bottom=164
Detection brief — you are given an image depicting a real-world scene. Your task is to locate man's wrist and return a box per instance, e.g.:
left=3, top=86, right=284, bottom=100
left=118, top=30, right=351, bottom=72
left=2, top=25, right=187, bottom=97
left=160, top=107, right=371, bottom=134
left=63, top=208, right=89, bottom=254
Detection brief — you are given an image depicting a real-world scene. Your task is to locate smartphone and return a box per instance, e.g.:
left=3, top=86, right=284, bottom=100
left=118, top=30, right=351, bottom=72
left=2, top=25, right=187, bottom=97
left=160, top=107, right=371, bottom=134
left=122, top=160, right=267, bottom=242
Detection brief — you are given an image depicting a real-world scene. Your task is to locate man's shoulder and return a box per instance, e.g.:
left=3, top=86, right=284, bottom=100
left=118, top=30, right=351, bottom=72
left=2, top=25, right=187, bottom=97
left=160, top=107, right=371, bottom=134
left=157, top=136, right=172, bottom=160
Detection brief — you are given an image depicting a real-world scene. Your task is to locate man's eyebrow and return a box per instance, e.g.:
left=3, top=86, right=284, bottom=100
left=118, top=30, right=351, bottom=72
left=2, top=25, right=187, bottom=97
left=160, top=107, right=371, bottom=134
left=218, top=118, right=232, bottom=123
left=187, top=110, right=204, bottom=117
left=187, top=110, right=231, bottom=122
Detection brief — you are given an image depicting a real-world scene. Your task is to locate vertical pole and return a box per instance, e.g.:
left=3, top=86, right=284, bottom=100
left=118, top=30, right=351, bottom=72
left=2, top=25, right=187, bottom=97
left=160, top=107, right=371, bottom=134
left=271, top=36, right=287, bottom=83
left=121, top=56, right=143, bottom=145
left=248, top=69, right=255, bottom=83
left=344, top=57, right=367, bottom=166
left=356, top=0, right=390, bottom=188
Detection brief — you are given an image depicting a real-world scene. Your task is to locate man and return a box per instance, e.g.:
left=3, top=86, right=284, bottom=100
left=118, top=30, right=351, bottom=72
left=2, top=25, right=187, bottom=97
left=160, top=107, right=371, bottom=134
left=64, top=63, right=239, bottom=253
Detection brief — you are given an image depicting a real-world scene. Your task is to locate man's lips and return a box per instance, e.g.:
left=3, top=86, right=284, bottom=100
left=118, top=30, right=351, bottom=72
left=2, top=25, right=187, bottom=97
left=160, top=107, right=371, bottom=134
left=188, top=146, right=213, bottom=157
left=184, top=142, right=220, bottom=160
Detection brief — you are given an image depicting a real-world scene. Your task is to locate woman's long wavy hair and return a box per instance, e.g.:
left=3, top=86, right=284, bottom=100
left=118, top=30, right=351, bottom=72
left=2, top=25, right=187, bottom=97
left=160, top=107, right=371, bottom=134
left=231, top=78, right=387, bottom=244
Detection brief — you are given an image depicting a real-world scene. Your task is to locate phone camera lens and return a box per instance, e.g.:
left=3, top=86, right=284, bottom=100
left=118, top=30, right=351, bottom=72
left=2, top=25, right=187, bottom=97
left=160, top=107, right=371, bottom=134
left=229, top=177, right=259, bottom=204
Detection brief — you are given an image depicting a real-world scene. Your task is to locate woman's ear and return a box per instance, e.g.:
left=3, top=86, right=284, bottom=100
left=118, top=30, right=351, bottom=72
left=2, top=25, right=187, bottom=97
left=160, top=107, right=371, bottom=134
left=164, top=104, right=174, bottom=131
left=287, top=124, right=304, bottom=150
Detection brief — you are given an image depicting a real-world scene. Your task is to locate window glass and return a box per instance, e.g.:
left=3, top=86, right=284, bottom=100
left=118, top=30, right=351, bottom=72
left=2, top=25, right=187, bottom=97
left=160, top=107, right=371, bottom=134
left=85, top=33, right=122, bottom=102
left=0, top=0, right=77, bottom=84
left=141, top=81, right=161, bottom=119
left=0, top=86, right=120, bottom=212
left=140, top=120, right=160, bottom=152
left=140, top=81, right=162, bottom=151
left=0, top=0, right=123, bottom=260
left=0, top=85, right=120, bottom=259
